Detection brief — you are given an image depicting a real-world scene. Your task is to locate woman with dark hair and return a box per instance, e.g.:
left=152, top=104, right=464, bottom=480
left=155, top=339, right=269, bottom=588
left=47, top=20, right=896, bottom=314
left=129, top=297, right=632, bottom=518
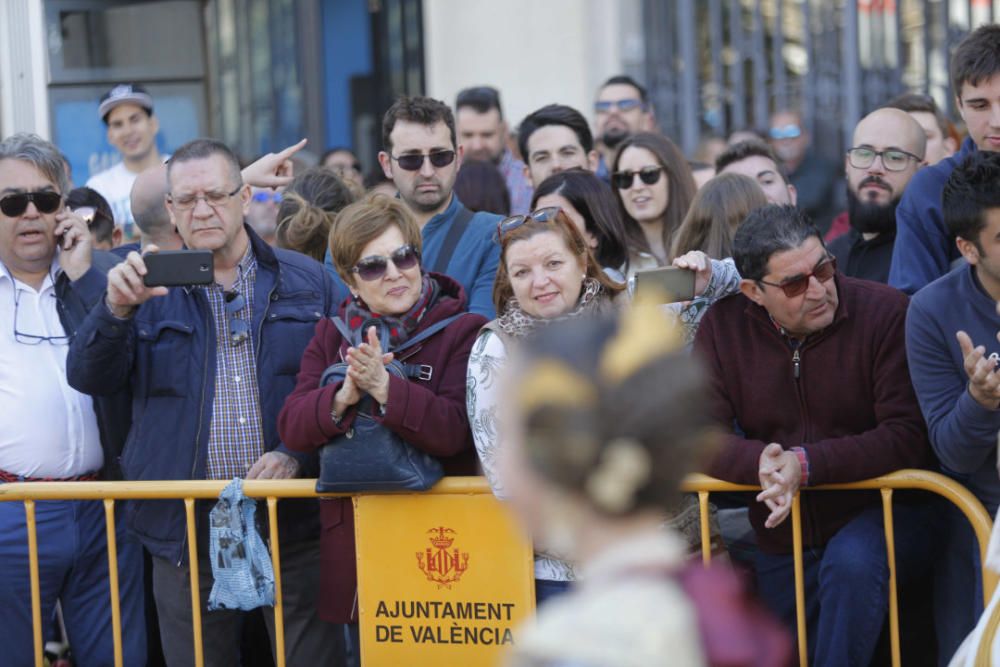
left=532, top=169, right=640, bottom=280
left=454, top=159, right=511, bottom=215
left=611, top=132, right=697, bottom=274
left=670, top=172, right=769, bottom=261
left=467, top=207, right=624, bottom=605
left=275, top=166, right=356, bottom=262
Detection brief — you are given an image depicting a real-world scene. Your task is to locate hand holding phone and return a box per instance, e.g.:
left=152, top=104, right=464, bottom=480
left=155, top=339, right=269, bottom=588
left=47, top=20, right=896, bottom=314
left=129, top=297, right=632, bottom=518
left=142, top=250, right=214, bottom=287
left=54, top=210, right=93, bottom=282
left=105, top=245, right=173, bottom=317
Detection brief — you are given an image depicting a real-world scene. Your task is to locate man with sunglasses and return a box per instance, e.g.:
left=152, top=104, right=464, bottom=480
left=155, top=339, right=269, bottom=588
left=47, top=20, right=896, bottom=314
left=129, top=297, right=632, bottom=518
left=0, top=132, right=147, bottom=663
left=366, top=95, right=500, bottom=318
left=827, top=108, right=927, bottom=284
left=768, top=109, right=841, bottom=236
left=67, top=138, right=345, bottom=663
left=694, top=204, right=935, bottom=667
left=593, top=75, right=656, bottom=180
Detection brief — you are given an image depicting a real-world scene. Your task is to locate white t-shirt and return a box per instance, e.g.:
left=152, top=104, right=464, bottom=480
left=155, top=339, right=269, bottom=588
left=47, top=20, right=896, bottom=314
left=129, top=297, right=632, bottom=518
left=0, top=262, right=103, bottom=477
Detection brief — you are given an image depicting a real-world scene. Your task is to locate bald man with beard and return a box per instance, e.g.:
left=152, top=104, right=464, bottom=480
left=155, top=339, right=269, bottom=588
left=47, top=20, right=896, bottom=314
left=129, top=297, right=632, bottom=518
left=828, top=108, right=927, bottom=283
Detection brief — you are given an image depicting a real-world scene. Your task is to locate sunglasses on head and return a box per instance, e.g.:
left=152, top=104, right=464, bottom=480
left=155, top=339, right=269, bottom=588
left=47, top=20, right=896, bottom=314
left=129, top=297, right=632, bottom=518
left=390, top=150, right=456, bottom=171
left=496, top=206, right=562, bottom=241
left=611, top=166, right=664, bottom=190
left=224, top=290, right=250, bottom=345
left=0, top=191, right=62, bottom=217
left=758, top=257, right=837, bottom=298
left=352, top=245, right=421, bottom=281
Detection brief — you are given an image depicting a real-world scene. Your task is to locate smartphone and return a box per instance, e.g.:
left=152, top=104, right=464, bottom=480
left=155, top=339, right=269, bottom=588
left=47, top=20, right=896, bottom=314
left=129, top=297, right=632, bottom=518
left=631, top=266, right=696, bottom=302
left=143, top=250, right=214, bottom=287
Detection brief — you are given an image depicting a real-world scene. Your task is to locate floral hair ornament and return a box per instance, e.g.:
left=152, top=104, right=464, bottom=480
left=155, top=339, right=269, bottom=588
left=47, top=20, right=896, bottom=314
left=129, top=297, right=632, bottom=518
left=598, top=288, right=684, bottom=385
left=585, top=437, right=652, bottom=514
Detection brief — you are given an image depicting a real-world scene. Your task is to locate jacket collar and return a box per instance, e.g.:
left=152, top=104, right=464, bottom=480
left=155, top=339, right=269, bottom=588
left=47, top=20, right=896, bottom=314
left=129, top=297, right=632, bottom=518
left=424, top=194, right=461, bottom=231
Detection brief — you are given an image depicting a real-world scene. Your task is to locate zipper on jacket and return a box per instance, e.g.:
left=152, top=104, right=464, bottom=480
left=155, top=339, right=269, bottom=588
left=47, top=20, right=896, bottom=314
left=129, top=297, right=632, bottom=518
left=792, top=349, right=801, bottom=379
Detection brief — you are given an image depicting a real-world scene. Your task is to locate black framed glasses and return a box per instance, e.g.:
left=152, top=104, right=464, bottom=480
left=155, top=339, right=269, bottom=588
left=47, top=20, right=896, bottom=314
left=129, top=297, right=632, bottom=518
left=1, top=191, right=62, bottom=217
left=846, top=147, right=922, bottom=172
left=496, top=206, right=562, bottom=241
left=168, top=185, right=243, bottom=211
left=351, top=245, right=421, bottom=281
left=389, top=151, right=456, bottom=171
left=12, top=290, right=70, bottom=345
left=594, top=98, right=645, bottom=114
left=758, top=257, right=837, bottom=298
left=611, top=166, right=664, bottom=190
left=224, top=290, right=250, bottom=345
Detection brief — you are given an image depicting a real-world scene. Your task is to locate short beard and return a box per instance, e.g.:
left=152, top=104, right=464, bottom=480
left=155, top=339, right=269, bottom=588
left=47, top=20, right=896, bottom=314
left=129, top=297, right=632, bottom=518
left=846, top=183, right=899, bottom=236
left=601, top=127, right=629, bottom=150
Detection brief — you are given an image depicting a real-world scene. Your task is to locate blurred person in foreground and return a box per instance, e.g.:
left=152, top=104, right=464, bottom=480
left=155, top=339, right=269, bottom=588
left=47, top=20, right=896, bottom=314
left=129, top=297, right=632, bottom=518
left=456, top=86, right=532, bottom=214
left=693, top=204, right=937, bottom=666
left=826, top=108, right=927, bottom=281
left=280, top=194, right=485, bottom=661
left=498, top=304, right=793, bottom=667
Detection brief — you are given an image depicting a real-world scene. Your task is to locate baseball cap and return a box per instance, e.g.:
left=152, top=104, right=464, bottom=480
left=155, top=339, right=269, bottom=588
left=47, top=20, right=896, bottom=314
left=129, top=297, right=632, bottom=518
left=98, top=83, right=154, bottom=122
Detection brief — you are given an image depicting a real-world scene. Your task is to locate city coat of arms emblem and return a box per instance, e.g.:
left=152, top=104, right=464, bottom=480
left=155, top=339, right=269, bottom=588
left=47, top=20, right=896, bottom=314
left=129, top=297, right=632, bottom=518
left=416, top=526, right=470, bottom=588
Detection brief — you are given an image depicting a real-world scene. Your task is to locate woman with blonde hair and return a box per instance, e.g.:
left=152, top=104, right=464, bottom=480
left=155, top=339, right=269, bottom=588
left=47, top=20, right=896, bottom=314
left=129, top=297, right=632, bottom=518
left=670, top=173, right=768, bottom=261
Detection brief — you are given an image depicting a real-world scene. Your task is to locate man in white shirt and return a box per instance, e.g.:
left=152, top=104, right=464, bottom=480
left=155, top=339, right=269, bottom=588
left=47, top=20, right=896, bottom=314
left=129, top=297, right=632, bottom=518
left=0, top=132, right=145, bottom=663
left=86, top=83, right=167, bottom=243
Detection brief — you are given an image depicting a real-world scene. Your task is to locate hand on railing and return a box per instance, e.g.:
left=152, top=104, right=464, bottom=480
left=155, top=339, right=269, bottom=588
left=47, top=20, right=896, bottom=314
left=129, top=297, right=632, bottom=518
left=757, top=443, right=802, bottom=528
left=246, top=451, right=300, bottom=480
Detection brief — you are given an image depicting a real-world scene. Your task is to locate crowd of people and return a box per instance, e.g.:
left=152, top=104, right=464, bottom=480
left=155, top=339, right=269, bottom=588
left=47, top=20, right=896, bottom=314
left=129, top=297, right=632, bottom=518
left=5, top=17, right=1000, bottom=667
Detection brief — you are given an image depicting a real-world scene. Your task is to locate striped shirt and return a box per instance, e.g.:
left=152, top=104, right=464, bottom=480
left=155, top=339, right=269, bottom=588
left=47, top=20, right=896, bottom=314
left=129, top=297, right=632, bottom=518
left=204, top=247, right=265, bottom=480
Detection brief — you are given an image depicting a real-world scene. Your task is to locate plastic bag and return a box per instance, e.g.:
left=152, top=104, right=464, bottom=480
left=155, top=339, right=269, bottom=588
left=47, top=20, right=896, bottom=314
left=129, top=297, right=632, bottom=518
left=207, top=478, right=275, bottom=611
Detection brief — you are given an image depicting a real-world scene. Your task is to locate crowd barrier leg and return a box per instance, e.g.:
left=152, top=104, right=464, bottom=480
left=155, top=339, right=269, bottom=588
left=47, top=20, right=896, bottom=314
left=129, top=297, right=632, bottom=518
left=103, top=499, right=124, bottom=667
left=267, top=497, right=286, bottom=667
left=185, top=498, right=204, bottom=667
left=791, top=496, right=807, bottom=667
left=698, top=491, right=711, bottom=565
left=25, top=499, right=43, bottom=667
left=881, top=490, right=901, bottom=667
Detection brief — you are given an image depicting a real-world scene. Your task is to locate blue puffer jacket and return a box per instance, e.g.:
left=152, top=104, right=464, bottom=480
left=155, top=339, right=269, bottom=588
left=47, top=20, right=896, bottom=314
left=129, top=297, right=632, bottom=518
left=67, top=227, right=338, bottom=564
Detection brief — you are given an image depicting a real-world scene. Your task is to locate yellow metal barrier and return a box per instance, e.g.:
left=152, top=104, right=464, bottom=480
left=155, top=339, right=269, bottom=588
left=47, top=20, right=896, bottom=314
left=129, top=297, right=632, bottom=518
left=0, top=471, right=992, bottom=667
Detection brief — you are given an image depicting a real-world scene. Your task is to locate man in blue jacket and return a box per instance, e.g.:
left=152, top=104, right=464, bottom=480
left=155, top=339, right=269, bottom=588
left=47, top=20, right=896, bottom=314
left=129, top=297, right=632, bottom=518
left=906, top=150, right=1000, bottom=660
left=67, top=138, right=344, bottom=664
left=326, top=96, right=501, bottom=318
left=0, top=132, right=145, bottom=663
left=889, top=24, right=1000, bottom=294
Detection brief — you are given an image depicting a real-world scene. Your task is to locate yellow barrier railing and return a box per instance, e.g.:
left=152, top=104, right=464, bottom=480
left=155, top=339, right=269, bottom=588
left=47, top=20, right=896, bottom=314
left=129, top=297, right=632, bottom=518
left=0, top=471, right=992, bottom=667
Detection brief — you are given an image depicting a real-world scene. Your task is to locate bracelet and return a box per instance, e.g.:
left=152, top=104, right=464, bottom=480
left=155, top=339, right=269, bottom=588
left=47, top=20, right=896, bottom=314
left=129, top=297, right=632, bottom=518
left=791, top=446, right=810, bottom=487
left=330, top=406, right=344, bottom=426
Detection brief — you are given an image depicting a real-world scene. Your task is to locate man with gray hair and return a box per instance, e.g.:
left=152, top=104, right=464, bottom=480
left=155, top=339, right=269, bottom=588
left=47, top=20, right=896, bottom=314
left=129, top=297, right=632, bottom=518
left=0, top=132, right=146, bottom=662
left=68, top=138, right=344, bottom=664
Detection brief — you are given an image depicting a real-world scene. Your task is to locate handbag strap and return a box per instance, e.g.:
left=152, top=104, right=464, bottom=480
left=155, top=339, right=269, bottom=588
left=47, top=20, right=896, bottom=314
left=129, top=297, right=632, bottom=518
left=429, top=203, right=475, bottom=275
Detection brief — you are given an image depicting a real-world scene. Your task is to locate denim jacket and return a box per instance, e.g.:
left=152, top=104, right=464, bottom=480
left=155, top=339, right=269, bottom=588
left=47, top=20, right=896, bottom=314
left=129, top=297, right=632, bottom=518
left=67, top=227, right=337, bottom=563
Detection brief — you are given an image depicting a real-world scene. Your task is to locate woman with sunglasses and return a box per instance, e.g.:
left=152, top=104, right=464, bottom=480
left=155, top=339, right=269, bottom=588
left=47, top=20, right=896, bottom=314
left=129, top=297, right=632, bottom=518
left=467, top=207, right=624, bottom=605
left=278, top=193, right=486, bottom=641
left=611, top=132, right=697, bottom=275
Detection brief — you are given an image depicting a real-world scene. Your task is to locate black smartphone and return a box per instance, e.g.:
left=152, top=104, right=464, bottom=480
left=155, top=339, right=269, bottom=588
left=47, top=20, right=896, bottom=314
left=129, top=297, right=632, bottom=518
left=143, top=250, right=214, bottom=287
left=631, top=266, right=696, bottom=302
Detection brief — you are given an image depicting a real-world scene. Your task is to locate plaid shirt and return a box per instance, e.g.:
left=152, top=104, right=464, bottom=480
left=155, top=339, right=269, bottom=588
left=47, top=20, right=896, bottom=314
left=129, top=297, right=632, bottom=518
left=204, top=246, right=266, bottom=480
left=498, top=148, right=534, bottom=216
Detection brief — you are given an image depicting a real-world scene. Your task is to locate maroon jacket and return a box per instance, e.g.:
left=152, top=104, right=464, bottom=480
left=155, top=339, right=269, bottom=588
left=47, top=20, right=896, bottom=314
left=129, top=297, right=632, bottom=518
left=692, top=274, right=932, bottom=553
left=277, top=274, right=486, bottom=622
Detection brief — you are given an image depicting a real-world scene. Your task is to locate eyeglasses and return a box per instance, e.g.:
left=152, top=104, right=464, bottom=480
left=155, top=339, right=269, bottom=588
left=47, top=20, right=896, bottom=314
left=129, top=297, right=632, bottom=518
left=12, top=289, right=70, bottom=345
left=351, top=245, right=421, bottom=281
left=224, top=290, right=250, bottom=345
left=757, top=257, right=837, bottom=298
left=251, top=190, right=283, bottom=204
left=0, top=191, right=62, bottom=217
left=611, top=166, right=664, bottom=190
left=769, top=124, right=802, bottom=140
left=389, top=151, right=456, bottom=171
left=168, top=185, right=243, bottom=211
left=594, top=98, right=645, bottom=114
left=496, top=206, right=562, bottom=241
left=846, top=147, right=922, bottom=172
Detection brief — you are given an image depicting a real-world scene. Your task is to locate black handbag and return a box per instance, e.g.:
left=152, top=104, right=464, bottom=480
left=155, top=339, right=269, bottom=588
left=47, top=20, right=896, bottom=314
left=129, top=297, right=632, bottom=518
left=314, top=314, right=463, bottom=493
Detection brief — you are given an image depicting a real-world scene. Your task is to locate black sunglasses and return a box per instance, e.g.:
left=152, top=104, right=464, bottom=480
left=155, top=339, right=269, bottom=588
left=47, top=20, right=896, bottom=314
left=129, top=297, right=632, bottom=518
left=0, top=191, right=62, bottom=217
left=224, top=290, right=250, bottom=345
left=352, top=245, right=421, bottom=282
left=611, top=166, right=664, bottom=190
left=496, top=206, right=562, bottom=241
left=390, top=151, right=456, bottom=171
left=758, top=257, right=837, bottom=298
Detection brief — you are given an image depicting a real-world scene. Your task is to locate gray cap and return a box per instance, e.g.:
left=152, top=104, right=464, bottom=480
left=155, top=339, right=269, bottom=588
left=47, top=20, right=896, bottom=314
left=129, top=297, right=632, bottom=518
left=99, top=83, right=154, bottom=121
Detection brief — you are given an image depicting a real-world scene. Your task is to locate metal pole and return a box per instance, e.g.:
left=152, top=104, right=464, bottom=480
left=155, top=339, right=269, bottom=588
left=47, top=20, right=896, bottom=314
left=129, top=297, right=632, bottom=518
left=708, top=0, right=725, bottom=135
left=842, top=0, right=862, bottom=150
left=678, top=0, right=700, bottom=154
left=773, top=0, right=788, bottom=111
left=803, top=0, right=816, bottom=142
left=752, top=1, right=769, bottom=127
left=729, top=0, right=747, bottom=130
